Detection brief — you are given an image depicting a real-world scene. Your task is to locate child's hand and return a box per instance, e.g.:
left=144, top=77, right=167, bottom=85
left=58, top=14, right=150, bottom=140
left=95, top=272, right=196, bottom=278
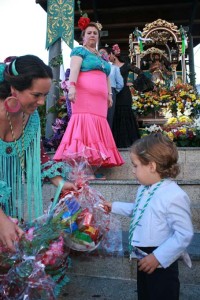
left=100, top=200, right=112, bottom=214
left=138, top=253, right=160, bottom=274
left=0, top=214, right=24, bottom=251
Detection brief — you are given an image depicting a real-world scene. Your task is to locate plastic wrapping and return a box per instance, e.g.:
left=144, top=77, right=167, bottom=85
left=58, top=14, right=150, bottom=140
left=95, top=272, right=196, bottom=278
left=0, top=155, right=123, bottom=298
left=0, top=215, right=70, bottom=298
left=54, top=155, right=123, bottom=255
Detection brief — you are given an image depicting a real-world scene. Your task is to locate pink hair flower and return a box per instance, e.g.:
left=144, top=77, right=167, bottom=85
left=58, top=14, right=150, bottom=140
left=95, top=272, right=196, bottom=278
left=112, top=44, right=121, bottom=56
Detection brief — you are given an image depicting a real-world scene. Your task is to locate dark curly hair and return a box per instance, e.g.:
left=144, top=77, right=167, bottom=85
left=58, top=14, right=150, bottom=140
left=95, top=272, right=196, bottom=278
left=0, top=55, right=53, bottom=99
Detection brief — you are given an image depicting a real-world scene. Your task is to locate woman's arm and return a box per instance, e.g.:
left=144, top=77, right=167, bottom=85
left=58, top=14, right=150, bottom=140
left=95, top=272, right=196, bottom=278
left=68, top=56, right=83, bottom=103
left=40, top=141, right=77, bottom=192
left=50, top=176, right=77, bottom=193
left=107, top=77, right=113, bottom=108
left=115, top=66, right=124, bottom=92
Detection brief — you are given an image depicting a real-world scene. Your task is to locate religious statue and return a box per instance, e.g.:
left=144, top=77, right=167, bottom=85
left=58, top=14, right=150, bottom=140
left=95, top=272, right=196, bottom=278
left=149, top=53, right=172, bottom=86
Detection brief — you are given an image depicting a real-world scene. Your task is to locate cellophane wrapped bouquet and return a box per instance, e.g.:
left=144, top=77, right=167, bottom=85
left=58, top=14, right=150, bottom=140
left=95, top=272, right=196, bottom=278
left=0, top=214, right=71, bottom=299
left=57, top=154, right=123, bottom=255
left=0, top=155, right=123, bottom=299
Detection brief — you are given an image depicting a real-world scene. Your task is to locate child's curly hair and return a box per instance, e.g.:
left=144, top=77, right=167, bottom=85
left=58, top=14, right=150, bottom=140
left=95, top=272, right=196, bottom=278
left=130, top=133, right=180, bottom=178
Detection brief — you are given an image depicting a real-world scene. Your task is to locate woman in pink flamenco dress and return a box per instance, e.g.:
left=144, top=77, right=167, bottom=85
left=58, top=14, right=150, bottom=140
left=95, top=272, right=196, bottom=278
left=54, top=20, right=124, bottom=167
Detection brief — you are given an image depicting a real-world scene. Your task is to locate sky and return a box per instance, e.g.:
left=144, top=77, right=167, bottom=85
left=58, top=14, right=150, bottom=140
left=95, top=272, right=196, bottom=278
left=0, top=0, right=73, bottom=69
left=0, top=0, right=200, bottom=85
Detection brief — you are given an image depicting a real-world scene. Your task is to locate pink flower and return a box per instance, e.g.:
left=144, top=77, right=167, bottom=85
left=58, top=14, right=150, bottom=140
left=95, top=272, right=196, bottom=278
left=25, top=227, right=35, bottom=241
left=40, top=236, right=64, bottom=266
left=112, top=44, right=121, bottom=56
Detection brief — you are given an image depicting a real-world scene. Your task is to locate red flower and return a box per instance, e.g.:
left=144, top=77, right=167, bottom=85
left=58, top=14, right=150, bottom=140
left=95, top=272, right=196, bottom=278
left=78, top=17, right=91, bottom=31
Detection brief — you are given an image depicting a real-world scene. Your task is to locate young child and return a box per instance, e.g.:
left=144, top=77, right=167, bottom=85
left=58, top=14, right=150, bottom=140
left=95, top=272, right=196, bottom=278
left=103, top=133, right=193, bottom=300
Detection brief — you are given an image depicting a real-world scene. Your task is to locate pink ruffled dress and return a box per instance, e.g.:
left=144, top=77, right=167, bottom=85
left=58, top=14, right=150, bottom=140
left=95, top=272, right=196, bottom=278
left=54, top=47, right=124, bottom=167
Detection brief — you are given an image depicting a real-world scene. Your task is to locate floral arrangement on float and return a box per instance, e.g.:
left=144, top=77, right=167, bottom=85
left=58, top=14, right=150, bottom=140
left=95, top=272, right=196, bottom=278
left=131, top=83, right=200, bottom=118
left=42, top=68, right=71, bottom=151
left=0, top=156, right=122, bottom=299
left=140, top=114, right=200, bottom=147
left=132, top=82, right=200, bottom=146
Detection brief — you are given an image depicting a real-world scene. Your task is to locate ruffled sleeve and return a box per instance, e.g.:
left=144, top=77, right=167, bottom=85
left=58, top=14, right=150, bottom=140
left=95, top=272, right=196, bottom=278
left=40, top=140, right=71, bottom=180
left=70, top=46, right=86, bottom=58
left=41, top=161, right=72, bottom=181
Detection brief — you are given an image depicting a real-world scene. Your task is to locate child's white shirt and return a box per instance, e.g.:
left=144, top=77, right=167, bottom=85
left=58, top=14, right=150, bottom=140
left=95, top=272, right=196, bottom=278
left=111, top=179, right=194, bottom=268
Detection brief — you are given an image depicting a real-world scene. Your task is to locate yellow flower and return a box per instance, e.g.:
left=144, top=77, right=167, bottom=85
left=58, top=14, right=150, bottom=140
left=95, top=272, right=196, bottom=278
left=179, top=128, right=187, bottom=134
left=177, top=103, right=184, bottom=109
left=178, top=116, right=192, bottom=123
left=166, top=131, right=174, bottom=140
left=190, top=94, right=196, bottom=101
left=141, top=133, right=148, bottom=137
left=180, top=91, right=186, bottom=97
left=167, top=117, right=178, bottom=125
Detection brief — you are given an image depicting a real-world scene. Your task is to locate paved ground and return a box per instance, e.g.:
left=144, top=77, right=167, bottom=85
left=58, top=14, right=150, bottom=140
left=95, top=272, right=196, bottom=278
left=56, top=233, right=200, bottom=300
left=58, top=274, right=200, bottom=300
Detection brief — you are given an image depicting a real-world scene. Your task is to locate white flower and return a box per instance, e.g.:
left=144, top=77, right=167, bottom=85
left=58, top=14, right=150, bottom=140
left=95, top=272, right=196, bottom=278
left=193, top=116, right=200, bottom=130
left=177, top=109, right=182, bottom=118
left=132, top=96, right=139, bottom=100
left=184, top=108, right=192, bottom=116
left=164, top=109, right=173, bottom=119
left=145, top=124, right=162, bottom=133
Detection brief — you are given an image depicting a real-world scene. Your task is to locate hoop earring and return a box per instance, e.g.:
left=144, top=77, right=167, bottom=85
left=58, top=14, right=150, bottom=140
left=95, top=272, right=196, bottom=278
left=4, top=95, right=21, bottom=113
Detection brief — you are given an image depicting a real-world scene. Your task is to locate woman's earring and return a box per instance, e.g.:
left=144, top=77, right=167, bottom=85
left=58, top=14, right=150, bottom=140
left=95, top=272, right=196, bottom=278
left=4, top=94, right=21, bottom=113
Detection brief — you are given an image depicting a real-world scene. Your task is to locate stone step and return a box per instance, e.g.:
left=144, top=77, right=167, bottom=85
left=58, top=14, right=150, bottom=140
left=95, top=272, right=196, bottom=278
left=49, top=147, right=200, bottom=181
left=99, top=148, right=200, bottom=181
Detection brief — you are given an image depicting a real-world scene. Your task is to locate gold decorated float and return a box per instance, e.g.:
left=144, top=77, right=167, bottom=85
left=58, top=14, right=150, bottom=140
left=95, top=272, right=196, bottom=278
left=129, top=19, right=200, bottom=146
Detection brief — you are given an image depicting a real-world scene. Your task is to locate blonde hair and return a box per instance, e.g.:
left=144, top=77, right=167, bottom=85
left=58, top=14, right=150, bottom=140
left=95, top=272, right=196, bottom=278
left=130, top=133, right=180, bottom=178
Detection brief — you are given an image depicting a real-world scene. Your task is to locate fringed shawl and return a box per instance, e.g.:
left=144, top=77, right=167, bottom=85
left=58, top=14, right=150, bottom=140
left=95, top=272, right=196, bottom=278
left=0, top=111, right=43, bottom=221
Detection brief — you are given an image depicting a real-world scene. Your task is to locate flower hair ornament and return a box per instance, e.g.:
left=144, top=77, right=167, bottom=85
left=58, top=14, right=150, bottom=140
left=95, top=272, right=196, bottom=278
left=112, top=44, right=121, bottom=56
left=77, top=1, right=102, bottom=31
left=96, top=21, right=102, bottom=31
left=78, top=16, right=91, bottom=31
left=77, top=0, right=90, bottom=30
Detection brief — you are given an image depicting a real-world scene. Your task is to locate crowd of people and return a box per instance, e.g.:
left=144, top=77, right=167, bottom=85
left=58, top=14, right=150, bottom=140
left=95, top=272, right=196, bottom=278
left=0, top=17, right=194, bottom=300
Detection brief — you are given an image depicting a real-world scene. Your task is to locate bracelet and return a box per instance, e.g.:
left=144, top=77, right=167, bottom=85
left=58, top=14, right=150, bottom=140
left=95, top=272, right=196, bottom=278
left=69, top=81, right=76, bottom=87
left=108, top=92, right=113, bottom=95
